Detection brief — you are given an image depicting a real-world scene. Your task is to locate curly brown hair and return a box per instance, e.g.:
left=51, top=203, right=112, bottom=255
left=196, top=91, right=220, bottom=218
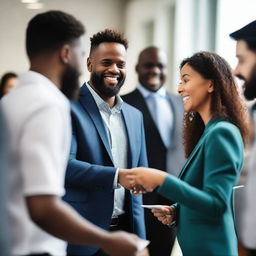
left=180, top=51, right=249, bottom=157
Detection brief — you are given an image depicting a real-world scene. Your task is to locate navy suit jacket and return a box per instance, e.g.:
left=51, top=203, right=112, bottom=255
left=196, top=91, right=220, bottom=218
left=63, top=84, right=147, bottom=255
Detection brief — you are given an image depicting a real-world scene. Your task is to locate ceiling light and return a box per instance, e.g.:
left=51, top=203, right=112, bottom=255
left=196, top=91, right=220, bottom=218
left=21, top=0, right=39, bottom=3
left=26, top=2, right=44, bottom=9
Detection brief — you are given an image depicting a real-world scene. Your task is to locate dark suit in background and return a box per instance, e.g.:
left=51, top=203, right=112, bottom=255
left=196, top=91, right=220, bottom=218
left=122, top=46, right=185, bottom=256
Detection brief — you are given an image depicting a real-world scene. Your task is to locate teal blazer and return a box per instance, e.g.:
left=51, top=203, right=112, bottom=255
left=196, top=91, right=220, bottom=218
left=158, top=119, right=244, bottom=256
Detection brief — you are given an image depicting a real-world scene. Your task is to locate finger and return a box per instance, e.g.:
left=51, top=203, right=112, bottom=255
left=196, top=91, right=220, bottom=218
left=152, top=208, right=168, bottom=214
left=162, top=219, right=169, bottom=225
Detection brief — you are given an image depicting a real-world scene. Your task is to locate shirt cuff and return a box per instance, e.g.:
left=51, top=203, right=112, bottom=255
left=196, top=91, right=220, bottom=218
left=113, top=168, right=121, bottom=189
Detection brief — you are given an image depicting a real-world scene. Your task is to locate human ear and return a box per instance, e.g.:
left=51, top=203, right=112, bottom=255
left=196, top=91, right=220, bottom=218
left=87, top=57, right=92, bottom=72
left=208, top=81, right=214, bottom=93
left=59, top=44, right=70, bottom=64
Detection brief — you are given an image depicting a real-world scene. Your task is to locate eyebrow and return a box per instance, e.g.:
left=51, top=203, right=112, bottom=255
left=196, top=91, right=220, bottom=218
left=181, top=74, right=190, bottom=78
left=101, top=58, right=126, bottom=63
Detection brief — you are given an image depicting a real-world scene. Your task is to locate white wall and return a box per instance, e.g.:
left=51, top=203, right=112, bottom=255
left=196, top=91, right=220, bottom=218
left=0, top=0, right=126, bottom=84
left=1, top=0, right=256, bottom=94
left=123, top=0, right=175, bottom=94
left=215, top=0, right=256, bottom=70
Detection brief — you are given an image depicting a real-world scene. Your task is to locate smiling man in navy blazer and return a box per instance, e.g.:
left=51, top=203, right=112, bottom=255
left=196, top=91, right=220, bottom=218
left=63, top=29, right=148, bottom=256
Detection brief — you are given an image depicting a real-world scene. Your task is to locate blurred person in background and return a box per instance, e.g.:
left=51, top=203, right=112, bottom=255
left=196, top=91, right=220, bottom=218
left=0, top=10, right=142, bottom=256
left=122, top=46, right=185, bottom=256
left=230, top=20, right=256, bottom=256
left=0, top=72, right=18, bottom=98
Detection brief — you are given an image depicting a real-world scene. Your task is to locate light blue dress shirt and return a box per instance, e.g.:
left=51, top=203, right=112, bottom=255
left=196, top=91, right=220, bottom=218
left=138, top=85, right=173, bottom=148
left=87, top=83, right=127, bottom=216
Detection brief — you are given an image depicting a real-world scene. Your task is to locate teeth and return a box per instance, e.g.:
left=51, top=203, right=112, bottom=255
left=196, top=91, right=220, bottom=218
left=105, top=77, right=118, bottom=81
left=183, top=96, right=189, bottom=102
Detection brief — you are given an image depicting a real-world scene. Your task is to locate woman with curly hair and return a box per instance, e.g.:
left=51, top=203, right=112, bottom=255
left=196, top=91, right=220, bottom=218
left=125, top=52, right=249, bottom=256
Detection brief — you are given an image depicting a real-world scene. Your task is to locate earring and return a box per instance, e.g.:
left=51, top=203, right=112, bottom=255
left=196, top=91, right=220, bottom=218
left=189, top=111, right=194, bottom=122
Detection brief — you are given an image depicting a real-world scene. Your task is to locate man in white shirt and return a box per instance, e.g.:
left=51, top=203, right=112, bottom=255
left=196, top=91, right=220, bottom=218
left=0, top=10, right=141, bottom=256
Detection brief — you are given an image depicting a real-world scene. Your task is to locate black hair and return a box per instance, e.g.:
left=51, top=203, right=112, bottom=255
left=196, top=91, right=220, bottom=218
left=26, top=10, right=85, bottom=58
left=230, top=20, right=256, bottom=51
left=89, top=29, right=128, bottom=55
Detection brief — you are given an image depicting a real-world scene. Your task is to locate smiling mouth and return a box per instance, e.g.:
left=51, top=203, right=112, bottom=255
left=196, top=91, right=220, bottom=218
left=104, top=75, right=119, bottom=84
left=182, top=96, right=190, bottom=103
left=105, top=76, right=118, bottom=81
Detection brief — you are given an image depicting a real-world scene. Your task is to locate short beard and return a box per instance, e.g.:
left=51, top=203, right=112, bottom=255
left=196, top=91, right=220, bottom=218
left=61, top=65, right=80, bottom=101
left=90, top=71, right=125, bottom=98
left=244, top=65, right=256, bottom=100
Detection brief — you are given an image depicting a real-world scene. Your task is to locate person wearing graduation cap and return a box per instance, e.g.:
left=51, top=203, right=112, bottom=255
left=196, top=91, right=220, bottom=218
left=230, top=20, right=256, bottom=256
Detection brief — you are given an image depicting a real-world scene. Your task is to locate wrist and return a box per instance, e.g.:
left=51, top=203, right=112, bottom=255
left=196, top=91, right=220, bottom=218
left=97, top=230, right=112, bottom=249
left=117, top=168, right=126, bottom=184
left=158, top=172, right=167, bottom=186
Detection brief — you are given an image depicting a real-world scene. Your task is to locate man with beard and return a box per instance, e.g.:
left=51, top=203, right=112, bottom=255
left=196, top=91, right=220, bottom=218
left=0, top=11, right=142, bottom=256
left=230, top=20, right=256, bottom=256
left=64, top=29, right=148, bottom=256
left=122, top=46, right=185, bottom=256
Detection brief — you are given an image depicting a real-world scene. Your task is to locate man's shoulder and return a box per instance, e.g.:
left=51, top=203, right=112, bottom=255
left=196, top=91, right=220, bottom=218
left=2, top=83, right=68, bottom=114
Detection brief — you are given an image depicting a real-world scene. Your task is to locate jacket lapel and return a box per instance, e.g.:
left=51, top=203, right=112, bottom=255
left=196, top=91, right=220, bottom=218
left=133, top=89, right=165, bottom=147
left=178, top=119, right=218, bottom=179
left=178, top=134, right=206, bottom=179
left=121, top=104, right=137, bottom=168
left=79, top=84, right=113, bottom=162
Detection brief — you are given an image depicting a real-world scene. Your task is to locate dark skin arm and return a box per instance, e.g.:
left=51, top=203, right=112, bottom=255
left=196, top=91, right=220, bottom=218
left=26, top=195, right=141, bottom=256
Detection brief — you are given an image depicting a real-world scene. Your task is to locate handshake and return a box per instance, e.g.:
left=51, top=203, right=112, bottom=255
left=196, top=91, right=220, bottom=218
left=118, top=167, right=168, bottom=194
left=118, top=167, right=175, bottom=226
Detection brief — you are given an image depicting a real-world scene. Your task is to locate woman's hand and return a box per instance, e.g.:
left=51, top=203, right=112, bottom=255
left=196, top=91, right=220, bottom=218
left=152, top=206, right=175, bottom=225
left=126, top=167, right=167, bottom=194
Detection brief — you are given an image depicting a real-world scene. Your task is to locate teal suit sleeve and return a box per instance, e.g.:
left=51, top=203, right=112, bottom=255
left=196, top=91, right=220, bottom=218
left=158, top=125, right=243, bottom=217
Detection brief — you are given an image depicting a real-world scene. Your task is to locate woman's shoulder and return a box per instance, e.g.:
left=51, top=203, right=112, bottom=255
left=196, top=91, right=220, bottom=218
left=206, top=120, right=242, bottom=144
left=211, top=120, right=240, bottom=134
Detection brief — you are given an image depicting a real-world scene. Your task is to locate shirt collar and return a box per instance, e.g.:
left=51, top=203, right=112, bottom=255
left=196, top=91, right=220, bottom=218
left=137, top=84, right=167, bottom=98
left=19, top=70, right=57, bottom=89
left=19, top=70, right=66, bottom=99
left=86, top=82, right=123, bottom=114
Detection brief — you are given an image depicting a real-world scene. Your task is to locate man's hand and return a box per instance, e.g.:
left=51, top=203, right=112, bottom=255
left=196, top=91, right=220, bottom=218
left=152, top=206, right=175, bottom=225
left=101, top=231, right=141, bottom=256
left=118, top=168, right=132, bottom=189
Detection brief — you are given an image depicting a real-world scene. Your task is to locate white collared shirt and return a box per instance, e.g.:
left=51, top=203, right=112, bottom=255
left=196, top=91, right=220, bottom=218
left=1, top=71, right=70, bottom=255
left=87, top=83, right=127, bottom=216
left=138, top=84, right=173, bottom=148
